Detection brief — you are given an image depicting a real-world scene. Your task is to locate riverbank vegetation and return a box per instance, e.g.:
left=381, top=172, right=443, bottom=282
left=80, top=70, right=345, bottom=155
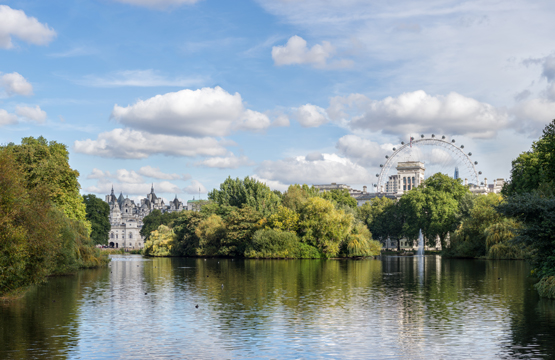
left=0, top=137, right=109, bottom=298
left=143, top=179, right=382, bottom=259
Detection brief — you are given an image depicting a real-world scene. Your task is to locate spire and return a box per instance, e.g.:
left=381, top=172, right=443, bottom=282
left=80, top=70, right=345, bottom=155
left=151, top=183, right=154, bottom=194
left=111, top=184, right=114, bottom=195
left=174, top=194, right=178, bottom=200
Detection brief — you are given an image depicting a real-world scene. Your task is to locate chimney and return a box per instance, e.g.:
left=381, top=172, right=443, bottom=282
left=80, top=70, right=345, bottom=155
left=464, top=178, right=468, bottom=186
left=363, top=186, right=367, bottom=194
left=484, top=178, right=488, bottom=187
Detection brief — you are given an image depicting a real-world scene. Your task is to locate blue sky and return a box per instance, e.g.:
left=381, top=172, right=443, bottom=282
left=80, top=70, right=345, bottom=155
left=2, top=0, right=555, bottom=203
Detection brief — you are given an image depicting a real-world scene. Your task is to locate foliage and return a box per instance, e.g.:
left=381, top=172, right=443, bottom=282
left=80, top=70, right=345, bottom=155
left=143, top=225, right=175, bottom=257
left=298, top=197, right=353, bottom=257
left=485, top=218, right=525, bottom=260
left=503, top=119, right=555, bottom=196
left=535, top=276, right=555, bottom=299
left=2, top=136, right=90, bottom=233
left=172, top=211, right=205, bottom=256
left=497, top=193, right=555, bottom=278
left=222, top=206, right=263, bottom=256
left=266, top=205, right=299, bottom=232
left=140, top=209, right=182, bottom=240
left=244, top=229, right=317, bottom=258
left=358, top=196, right=397, bottom=242
left=195, top=214, right=226, bottom=256
left=83, top=194, right=110, bottom=245
left=0, top=151, right=107, bottom=296
left=320, top=189, right=358, bottom=209
left=281, top=184, right=319, bottom=212
left=341, top=223, right=382, bottom=257
left=208, top=176, right=281, bottom=217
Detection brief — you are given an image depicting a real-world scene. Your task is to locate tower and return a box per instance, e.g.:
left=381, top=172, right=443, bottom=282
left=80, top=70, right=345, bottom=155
left=454, top=167, right=460, bottom=180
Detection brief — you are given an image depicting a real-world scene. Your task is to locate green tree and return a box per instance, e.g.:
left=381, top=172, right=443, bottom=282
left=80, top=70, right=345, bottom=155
left=195, top=214, right=227, bottom=256
left=208, top=176, right=281, bottom=217
left=503, top=119, right=555, bottom=196
left=320, top=189, right=357, bottom=209
left=266, top=205, right=300, bottom=232
left=143, top=225, right=175, bottom=257
left=83, top=194, right=110, bottom=245
left=172, top=211, right=205, bottom=256
left=358, top=196, right=396, bottom=242
left=2, top=136, right=90, bottom=232
left=140, top=209, right=181, bottom=240
left=223, top=206, right=263, bottom=256
left=298, top=197, right=353, bottom=257
left=281, top=184, right=319, bottom=212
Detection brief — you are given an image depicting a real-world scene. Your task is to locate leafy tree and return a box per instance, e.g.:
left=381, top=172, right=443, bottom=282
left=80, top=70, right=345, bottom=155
left=358, top=196, right=396, bottom=242
left=342, top=223, right=382, bottom=257
left=140, top=209, right=181, bottom=240
left=196, top=214, right=226, bottom=256
left=399, top=173, right=469, bottom=249
left=83, top=194, right=110, bottom=245
left=266, top=205, right=300, bottom=232
left=172, top=211, right=205, bottom=256
left=320, top=189, right=357, bottom=209
left=223, top=206, right=263, bottom=256
left=282, top=184, right=319, bottom=212
left=245, top=229, right=307, bottom=258
left=208, top=176, right=281, bottom=217
left=2, top=136, right=90, bottom=232
left=503, top=119, right=555, bottom=196
left=143, top=225, right=175, bottom=257
left=298, top=197, right=353, bottom=257
left=485, top=218, right=524, bottom=260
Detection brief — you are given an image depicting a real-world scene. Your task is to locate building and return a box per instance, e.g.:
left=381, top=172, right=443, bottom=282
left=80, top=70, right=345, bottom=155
left=104, top=185, right=185, bottom=249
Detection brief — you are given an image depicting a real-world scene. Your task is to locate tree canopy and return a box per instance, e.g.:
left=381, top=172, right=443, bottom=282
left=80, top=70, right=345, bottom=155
left=83, top=194, right=111, bottom=245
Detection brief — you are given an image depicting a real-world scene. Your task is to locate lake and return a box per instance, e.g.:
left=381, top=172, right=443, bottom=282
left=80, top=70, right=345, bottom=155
left=1, top=255, right=555, bottom=359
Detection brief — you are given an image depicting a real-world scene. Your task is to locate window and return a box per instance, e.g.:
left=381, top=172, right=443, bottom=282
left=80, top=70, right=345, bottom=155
left=111, top=233, right=114, bottom=239
left=130, top=233, right=133, bottom=238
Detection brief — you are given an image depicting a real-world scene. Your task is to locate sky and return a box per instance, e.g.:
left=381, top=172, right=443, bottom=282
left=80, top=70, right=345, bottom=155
left=2, top=0, right=555, bottom=204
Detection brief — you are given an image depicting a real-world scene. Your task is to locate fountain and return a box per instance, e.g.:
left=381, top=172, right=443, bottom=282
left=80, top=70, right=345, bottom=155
left=417, top=229, right=424, bottom=256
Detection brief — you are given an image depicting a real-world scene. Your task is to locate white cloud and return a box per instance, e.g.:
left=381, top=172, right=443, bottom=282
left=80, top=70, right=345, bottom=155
left=184, top=179, right=207, bottom=194
left=272, top=114, right=290, bottom=127
left=195, top=155, right=254, bottom=169
left=111, top=86, right=271, bottom=137
left=329, top=90, right=509, bottom=138
left=138, top=166, right=183, bottom=180
left=79, top=69, right=205, bottom=87
left=272, top=35, right=335, bottom=67
left=112, top=0, right=200, bottom=9
left=15, top=105, right=46, bottom=123
left=86, top=181, right=182, bottom=196
left=295, top=104, right=328, bottom=128
left=0, top=72, right=33, bottom=96
left=115, top=169, right=144, bottom=184
left=336, top=135, right=394, bottom=167
left=74, top=128, right=229, bottom=159
left=512, top=98, right=555, bottom=135
left=0, top=5, right=56, bottom=49
left=255, top=153, right=372, bottom=186
left=87, top=168, right=108, bottom=180
left=0, top=109, right=17, bottom=126
left=541, top=55, right=555, bottom=82
left=251, top=175, right=290, bottom=192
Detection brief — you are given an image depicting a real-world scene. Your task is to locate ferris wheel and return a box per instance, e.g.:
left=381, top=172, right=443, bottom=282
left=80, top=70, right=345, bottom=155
left=375, top=134, right=481, bottom=192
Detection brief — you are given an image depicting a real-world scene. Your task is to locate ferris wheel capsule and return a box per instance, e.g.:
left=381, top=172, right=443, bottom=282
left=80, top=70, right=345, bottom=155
left=380, top=164, right=383, bottom=167
left=474, top=161, right=478, bottom=165
left=442, top=135, right=446, bottom=139
left=385, top=155, right=389, bottom=159
left=376, top=174, right=379, bottom=177
left=460, top=145, right=464, bottom=149
left=452, top=139, right=456, bottom=143
left=401, top=141, right=404, bottom=145
left=468, top=152, right=472, bottom=156
left=431, top=134, right=435, bottom=138
left=393, top=147, right=396, bottom=151
left=479, top=171, right=482, bottom=175
left=420, top=134, right=424, bottom=138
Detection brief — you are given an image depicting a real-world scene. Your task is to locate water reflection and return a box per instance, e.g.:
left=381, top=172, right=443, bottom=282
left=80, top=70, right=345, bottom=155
left=1, top=255, right=555, bottom=359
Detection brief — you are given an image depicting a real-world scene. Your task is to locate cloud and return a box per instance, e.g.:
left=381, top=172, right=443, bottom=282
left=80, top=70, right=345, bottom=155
left=15, top=105, right=46, bottom=123
left=74, top=128, right=230, bottom=159
left=336, top=135, right=394, bottom=167
left=295, top=104, right=328, bottom=128
left=78, top=69, right=205, bottom=87
left=329, top=90, right=509, bottom=138
left=184, top=179, right=207, bottom=194
left=0, top=109, right=18, bottom=126
left=195, top=155, right=254, bottom=169
left=541, top=55, right=555, bottom=82
left=112, top=0, right=201, bottom=9
left=0, top=72, right=33, bottom=96
left=138, top=165, right=183, bottom=180
left=255, top=153, right=372, bottom=186
left=272, top=114, right=290, bottom=127
left=111, top=86, right=271, bottom=137
left=0, top=5, right=56, bottom=49
left=512, top=98, right=555, bottom=135
left=272, top=35, right=335, bottom=67
left=86, top=181, right=182, bottom=196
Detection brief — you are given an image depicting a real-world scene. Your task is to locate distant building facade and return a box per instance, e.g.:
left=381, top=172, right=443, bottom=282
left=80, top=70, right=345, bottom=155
left=104, top=185, right=184, bottom=249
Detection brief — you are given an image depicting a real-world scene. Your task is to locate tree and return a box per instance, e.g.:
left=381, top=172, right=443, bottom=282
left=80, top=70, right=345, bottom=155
left=2, top=136, right=90, bottom=232
left=208, top=176, right=281, bottom=217
left=358, top=196, right=396, bottom=242
left=223, top=206, right=263, bottom=256
left=398, top=173, right=470, bottom=249
left=83, top=194, right=110, bottom=245
left=503, top=119, right=555, bottom=196
left=140, top=209, right=181, bottom=240
left=320, top=189, right=357, bottom=209
left=172, top=211, right=205, bottom=256
left=282, top=184, right=319, bottom=212
left=195, top=214, right=227, bottom=256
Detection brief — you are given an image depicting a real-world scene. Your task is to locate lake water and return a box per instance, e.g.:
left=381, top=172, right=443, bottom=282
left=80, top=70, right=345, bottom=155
left=2, top=255, right=555, bottom=359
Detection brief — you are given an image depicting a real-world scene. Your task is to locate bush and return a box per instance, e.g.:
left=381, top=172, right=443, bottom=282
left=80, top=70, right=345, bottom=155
left=245, top=229, right=319, bottom=258
left=535, top=276, right=555, bottom=299
left=143, top=225, right=176, bottom=257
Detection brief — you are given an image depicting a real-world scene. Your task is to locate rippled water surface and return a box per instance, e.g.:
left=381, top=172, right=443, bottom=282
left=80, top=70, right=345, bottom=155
left=2, top=255, right=555, bottom=359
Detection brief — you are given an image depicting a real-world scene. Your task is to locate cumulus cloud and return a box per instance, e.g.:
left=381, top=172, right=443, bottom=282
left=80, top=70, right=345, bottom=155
left=85, top=168, right=183, bottom=196
left=138, top=166, right=184, bottom=180
left=272, top=114, right=290, bottom=127
left=15, top=105, right=46, bottom=123
left=512, top=98, right=555, bottom=135
left=195, top=155, right=254, bottom=169
left=295, top=104, right=328, bottom=128
left=74, top=128, right=229, bottom=159
left=329, top=90, right=509, bottom=138
left=272, top=35, right=335, bottom=67
left=335, top=135, right=394, bottom=167
left=79, top=69, right=204, bottom=88
left=112, top=0, right=200, bottom=9
left=255, top=153, right=372, bottom=186
left=0, top=5, right=56, bottom=49
left=0, top=109, right=18, bottom=126
left=184, top=179, right=207, bottom=194
left=111, top=86, right=271, bottom=137
left=0, top=72, right=33, bottom=96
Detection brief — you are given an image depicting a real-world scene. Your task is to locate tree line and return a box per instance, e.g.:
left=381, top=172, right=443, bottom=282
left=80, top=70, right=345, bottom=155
left=0, top=137, right=109, bottom=297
